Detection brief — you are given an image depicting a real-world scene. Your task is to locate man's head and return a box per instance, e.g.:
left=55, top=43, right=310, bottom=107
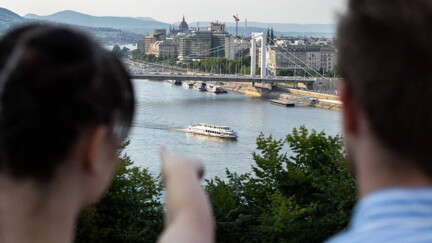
left=0, top=24, right=135, bottom=205
left=338, top=0, right=432, bottom=177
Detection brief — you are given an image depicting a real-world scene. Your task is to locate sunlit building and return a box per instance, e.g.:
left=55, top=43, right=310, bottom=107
left=148, top=39, right=179, bottom=57
left=178, top=31, right=212, bottom=61
left=178, top=22, right=235, bottom=61
left=266, top=45, right=336, bottom=75
left=320, top=46, right=337, bottom=73
left=138, top=29, right=167, bottom=54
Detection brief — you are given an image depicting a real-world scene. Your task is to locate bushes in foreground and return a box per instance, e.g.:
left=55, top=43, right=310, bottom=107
left=207, top=127, right=356, bottom=242
left=76, top=127, right=356, bottom=243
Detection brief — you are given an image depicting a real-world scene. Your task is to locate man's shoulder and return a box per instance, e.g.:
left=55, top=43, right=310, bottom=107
left=325, top=228, right=432, bottom=243
left=325, top=188, right=432, bottom=243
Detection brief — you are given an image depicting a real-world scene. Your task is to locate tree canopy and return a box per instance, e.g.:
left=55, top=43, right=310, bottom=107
left=206, top=127, right=356, bottom=242
left=112, top=45, right=130, bottom=59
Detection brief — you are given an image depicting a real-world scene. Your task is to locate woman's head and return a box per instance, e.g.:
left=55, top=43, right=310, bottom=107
left=0, top=24, right=135, bottom=185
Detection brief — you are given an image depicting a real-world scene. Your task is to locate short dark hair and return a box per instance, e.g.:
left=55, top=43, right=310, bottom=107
left=338, top=0, right=432, bottom=172
left=0, top=24, right=135, bottom=181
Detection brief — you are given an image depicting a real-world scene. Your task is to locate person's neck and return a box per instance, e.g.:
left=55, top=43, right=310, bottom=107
left=0, top=176, right=79, bottom=243
left=355, top=134, right=432, bottom=198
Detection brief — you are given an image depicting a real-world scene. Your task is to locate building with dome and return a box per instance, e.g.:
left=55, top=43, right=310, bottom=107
left=179, top=16, right=189, bottom=33
left=170, top=16, right=190, bottom=36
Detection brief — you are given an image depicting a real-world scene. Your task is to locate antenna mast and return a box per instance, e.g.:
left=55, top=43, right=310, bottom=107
left=233, top=14, right=240, bottom=37
left=244, top=19, right=247, bottom=36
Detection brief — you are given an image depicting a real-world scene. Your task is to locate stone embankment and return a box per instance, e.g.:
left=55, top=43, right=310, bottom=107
left=223, top=83, right=262, bottom=97
left=223, top=83, right=342, bottom=111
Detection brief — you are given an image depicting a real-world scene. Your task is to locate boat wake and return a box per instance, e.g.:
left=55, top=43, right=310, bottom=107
left=132, top=123, right=186, bottom=132
left=164, top=127, right=187, bottom=132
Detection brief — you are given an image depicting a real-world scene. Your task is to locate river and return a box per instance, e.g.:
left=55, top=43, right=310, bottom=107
left=124, top=80, right=342, bottom=179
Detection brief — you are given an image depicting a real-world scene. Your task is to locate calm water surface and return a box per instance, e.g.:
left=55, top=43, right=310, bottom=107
left=124, top=80, right=342, bottom=179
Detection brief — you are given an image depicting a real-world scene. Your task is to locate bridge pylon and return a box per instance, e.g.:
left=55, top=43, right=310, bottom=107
left=250, top=32, right=268, bottom=79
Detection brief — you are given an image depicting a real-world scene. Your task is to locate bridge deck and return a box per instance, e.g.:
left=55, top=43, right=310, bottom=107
left=130, top=74, right=317, bottom=83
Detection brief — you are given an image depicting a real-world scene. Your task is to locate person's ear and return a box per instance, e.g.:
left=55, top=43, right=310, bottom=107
left=82, top=126, right=111, bottom=175
left=77, top=126, right=117, bottom=208
left=340, top=81, right=359, bottom=135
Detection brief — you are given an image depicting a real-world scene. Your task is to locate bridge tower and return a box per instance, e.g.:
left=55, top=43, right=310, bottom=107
left=250, top=38, right=257, bottom=76
left=250, top=32, right=268, bottom=78
left=260, top=34, right=267, bottom=78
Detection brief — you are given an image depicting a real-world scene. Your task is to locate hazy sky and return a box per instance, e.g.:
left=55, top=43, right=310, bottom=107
left=3, top=0, right=347, bottom=24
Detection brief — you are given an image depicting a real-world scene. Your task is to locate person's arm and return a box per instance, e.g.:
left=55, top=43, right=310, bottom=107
left=157, top=147, right=214, bottom=243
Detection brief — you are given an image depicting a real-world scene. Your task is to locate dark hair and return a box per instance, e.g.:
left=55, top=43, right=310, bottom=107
left=0, top=24, right=135, bottom=181
left=337, top=0, right=432, bottom=172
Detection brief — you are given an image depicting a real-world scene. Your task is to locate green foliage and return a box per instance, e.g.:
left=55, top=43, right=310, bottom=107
left=321, top=67, right=342, bottom=78
left=131, top=49, right=177, bottom=62
left=130, top=51, right=252, bottom=75
left=112, top=45, right=130, bottom=59
left=206, top=127, right=356, bottom=243
left=278, top=69, right=295, bottom=76
left=75, top=142, right=164, bottom=243
left=277, top=68, right=342, bottom=78
left=277, top=69, right=315, bottom=77
left=194, top=57, right=251, bottom=74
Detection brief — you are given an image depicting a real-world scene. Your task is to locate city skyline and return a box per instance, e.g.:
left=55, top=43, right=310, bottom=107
left=2, top=0, right=347, bottom=24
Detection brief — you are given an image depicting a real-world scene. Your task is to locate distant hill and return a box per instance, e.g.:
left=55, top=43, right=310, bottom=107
left=24, top=10, right=169, bottom=34
left=136, top=17, right=158, bottom=22
left=0, top=7, right=28, bottom=32
left=0, top=8, right=143, bottom=45
left=24, top=10, right=335, bottom=36
left=0, top=7, right=337, bottom=40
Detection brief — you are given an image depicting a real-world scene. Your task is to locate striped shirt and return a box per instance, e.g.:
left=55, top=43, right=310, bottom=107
left=325, top=188, right=432, bottom=243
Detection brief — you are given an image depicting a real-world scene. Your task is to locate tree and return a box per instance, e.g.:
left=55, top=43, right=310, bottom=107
left=75, top=142, right=164, bottom=243
left=121, top=47, right=130, bottom=58
left=185, top=57, right=252, bottom=74
left=206, top=127, right=356, bottom=243
left=278, top=69, right=295, bottom=76
left=131, top=49, right=143, bottom=59
left=112, top=45, right=123, bottom=59
left=112, top=45, right=130, bottom=59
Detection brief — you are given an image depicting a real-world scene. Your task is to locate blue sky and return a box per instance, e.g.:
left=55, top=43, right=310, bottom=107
left=3, top=0, right=347, bottom=24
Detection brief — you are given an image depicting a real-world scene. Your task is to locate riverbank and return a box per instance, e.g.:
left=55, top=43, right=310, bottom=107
left=222, top=83, right=342, bottom=111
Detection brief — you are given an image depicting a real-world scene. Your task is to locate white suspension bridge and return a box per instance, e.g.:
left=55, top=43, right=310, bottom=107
left=126, top=32, right=339, bottom=92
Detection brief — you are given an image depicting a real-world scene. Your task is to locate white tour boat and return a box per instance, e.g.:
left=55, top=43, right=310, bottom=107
left=186, top=123, right=238, bottom=139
